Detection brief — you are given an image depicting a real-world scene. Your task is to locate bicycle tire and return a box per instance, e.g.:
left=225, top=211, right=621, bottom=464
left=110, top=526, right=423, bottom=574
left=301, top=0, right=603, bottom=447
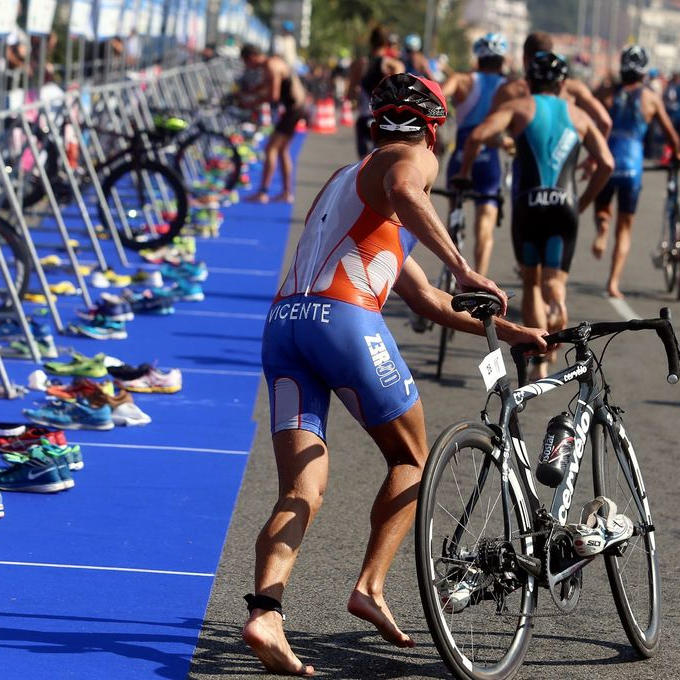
left=175, top=129, right=242, bottom=192
left=416, top=422, right=535, bottom=680
left=662, top=199, right=678, bottom=292
left=0, top=219, right=31, bottom=307
left=99, top=159, right=188, bottom=251
left=592, top=419, right=661, bottom=658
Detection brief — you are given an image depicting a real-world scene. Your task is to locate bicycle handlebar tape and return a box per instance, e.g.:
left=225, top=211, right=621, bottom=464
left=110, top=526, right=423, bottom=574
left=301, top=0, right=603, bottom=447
left=655, top=320, right=680, bottom=384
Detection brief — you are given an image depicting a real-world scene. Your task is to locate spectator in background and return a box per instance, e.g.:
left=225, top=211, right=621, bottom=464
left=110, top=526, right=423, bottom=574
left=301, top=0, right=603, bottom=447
left=5, top=2, right=30, bottom=92
left=386, top=33, right=400, bottom=59
left=346, top=26, right=404, bottom=158
left=664, top=71, right=680, bottom=136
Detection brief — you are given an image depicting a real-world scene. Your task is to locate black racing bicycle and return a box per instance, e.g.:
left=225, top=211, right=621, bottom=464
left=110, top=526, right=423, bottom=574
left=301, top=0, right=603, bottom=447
left=425, top=186, right=504, bottom=379
left=649, top=157, right=680, bottom=297
left=416, top=291, right=679, bottom=680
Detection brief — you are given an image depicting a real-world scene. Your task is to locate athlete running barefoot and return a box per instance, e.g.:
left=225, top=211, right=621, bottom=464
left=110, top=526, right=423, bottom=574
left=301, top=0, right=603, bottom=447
left=457, top=53, right=613, bottom=379
left=592, top=45, right=680, bottom=298
left=243, top=73, right=548, bottom=675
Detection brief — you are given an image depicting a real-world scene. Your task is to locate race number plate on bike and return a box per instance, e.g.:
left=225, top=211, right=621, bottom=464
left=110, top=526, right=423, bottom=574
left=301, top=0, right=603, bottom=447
left=478, top=348, right=506, bottom=391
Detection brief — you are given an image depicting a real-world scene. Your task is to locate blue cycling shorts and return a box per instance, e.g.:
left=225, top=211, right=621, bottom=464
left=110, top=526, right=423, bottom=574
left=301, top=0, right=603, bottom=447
left=262, top=295, right=419, bottom=441
left=446, top=128, right=501, bottom=204
left=595, top=171, right=643, bottom=215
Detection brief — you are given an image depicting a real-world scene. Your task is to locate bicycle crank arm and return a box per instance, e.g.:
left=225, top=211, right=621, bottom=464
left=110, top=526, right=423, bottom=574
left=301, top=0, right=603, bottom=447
left=514, top=553, right=542, bottom=578
left=548, top=556, right=593, bottom=586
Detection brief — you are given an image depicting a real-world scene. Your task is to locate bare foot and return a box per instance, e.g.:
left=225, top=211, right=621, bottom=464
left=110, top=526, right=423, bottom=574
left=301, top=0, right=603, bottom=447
left=246, top=191, right=269, bottom=204
left=347, top=590, right=415, bottom=648
left=592, top=232, right=607, bottom=259
left=271, top=192, right=294, bottom=204
left=607, top=286, right=625, bottom=299
left=242, top=610, right=314, bottom=676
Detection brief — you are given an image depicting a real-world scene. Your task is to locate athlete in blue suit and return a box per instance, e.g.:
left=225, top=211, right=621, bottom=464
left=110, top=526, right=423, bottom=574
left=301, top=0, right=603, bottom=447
left=593, top=45, right=680, bottom=298
left=442, top=33, right=509, bottom=276
left=456, top=52, right=613, bottom=378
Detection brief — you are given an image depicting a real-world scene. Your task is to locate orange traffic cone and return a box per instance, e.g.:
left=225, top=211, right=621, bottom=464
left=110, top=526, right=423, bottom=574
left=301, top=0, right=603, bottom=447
left=340, top=99, right=354, bottom=127
left=312, top=98, right=337, bottom=134
left=295, top=116, right=308, bottom=132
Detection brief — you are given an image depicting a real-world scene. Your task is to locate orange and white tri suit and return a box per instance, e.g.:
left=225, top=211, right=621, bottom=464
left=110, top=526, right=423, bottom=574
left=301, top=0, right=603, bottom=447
left=262, top=154, right=420, bottom=440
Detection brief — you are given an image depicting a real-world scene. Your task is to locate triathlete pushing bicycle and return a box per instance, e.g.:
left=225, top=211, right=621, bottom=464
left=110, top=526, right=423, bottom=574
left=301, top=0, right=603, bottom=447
left=242, top=72, right=549, bottom=676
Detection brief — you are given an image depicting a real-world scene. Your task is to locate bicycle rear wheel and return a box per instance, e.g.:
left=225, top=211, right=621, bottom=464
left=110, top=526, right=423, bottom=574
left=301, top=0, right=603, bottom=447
left=416, top=422, right=535, bottom=680
left=592, top=418, right=661, bottom=658
left=175, top=129, right=241, bottom=192
left=0, top=219, right=31, bottom=307
left=99, top=159, right=188, bottom=251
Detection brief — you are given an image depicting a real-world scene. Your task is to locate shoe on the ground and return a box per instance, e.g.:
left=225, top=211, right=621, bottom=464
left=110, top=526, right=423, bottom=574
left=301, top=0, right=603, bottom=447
left=122, top=289, right=175, bottom=315
left=77, top=293, right=134, bottom=323
left=102, top=269, right=133, bottom=287
left=75, top=316, right=128, bottom=341
left=438, top=566, right=494, bottom=614
left=107, top=362, right=154, bottom=381
left=160, top=261, right=208, bottom=283
left=152, top=279, right=205, bottom=302
left=0, top=426, right=67, bottom=451
left=131, top=270, right=164, bottom=288
left=115, top=367, right=182, bottom=394
left=39, top=437, right=83, bottom=471
left=46, top=377, right=116, bottom=402
left=23, top=399, right=115, bottom=431
left=0, top=316, right=53, bottom=342
left=569, top=496, right=634, bottom=558
left=0, top=423, right=26, bottom=437
left=44, top=352, right=108, bottom=378
left=112, top=402, right=152, bottom=426
left=6, top=336, right=59, bottom=359
left=0, top=449, right=67, bottom=493
left=29, top=444, right=74, bottom=489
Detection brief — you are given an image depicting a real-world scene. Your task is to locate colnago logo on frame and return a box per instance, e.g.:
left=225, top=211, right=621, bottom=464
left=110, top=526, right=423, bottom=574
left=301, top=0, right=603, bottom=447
left=364, top=333, right=401, bottom=388
left=558, top=409, right=591, bottom=523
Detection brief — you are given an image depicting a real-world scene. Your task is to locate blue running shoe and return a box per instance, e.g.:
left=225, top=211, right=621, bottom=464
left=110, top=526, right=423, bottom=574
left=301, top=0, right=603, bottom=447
left=0, top=450, right=66, bottom=493
left=160, top=261, right=208, bottom=283
left=39, top=438, right=84, bottom=471
left=23, top=399, right=115, bottom=431
left=29, top=445, right=74, bottom=488
left=76, top=316, right=128, bottom=340
left=152, top=279, right=205, bottom=302
left=77, top=293, right=134, bottom=323
left=122, top=289, right=175, bottom=315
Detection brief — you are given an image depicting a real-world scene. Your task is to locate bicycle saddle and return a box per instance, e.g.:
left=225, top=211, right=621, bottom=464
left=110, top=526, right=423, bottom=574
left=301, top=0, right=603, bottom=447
left=452, top=291, right=503, bottom=319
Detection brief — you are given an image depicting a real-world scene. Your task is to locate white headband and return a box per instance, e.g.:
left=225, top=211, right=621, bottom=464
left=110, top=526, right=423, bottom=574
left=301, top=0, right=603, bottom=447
left=378, top=114, right=423, bottom=133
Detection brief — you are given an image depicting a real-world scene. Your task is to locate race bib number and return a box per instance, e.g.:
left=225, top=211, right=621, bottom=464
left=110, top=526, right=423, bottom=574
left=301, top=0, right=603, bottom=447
left=479, top=348, right=506, bottom=391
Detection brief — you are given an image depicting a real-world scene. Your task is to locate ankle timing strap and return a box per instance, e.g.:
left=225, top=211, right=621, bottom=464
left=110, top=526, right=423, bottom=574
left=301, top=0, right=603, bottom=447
left=244, top=593, right=286, bottom=620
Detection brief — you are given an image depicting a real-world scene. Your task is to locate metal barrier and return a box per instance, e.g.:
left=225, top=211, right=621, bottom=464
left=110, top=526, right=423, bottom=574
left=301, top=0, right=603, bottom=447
left=0, top=57, right=240, bottom=397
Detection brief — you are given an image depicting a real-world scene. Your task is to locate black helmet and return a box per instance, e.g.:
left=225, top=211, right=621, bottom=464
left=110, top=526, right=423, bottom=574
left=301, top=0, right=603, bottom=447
left=370, top=73, right=447, bottom=139
left=527, top=51, right=568, bottom=85
left=620, top=45, right=648, bottom=76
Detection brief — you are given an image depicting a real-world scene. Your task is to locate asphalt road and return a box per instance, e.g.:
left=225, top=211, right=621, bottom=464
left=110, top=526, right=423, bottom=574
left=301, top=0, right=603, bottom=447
left=189, top=126, right=680, bottom=680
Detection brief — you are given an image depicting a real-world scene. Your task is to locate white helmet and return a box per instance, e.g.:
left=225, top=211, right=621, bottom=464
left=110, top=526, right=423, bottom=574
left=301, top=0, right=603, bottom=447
left=473, top=32, right=508, bottom=59
left=404, top=33, right=422, bottom=52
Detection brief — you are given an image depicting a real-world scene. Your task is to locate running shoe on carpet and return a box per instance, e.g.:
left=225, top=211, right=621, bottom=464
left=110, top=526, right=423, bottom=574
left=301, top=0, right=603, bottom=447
left=115, top=367, right=182, bottom=394
left=77, top=293, right=134, bottom=323
left=0, top=425, right=67, bottom=450
left=160, top=261, right=208, bottom=283
left=0, top=448, right=69, bottom=493
left=75, top=317, right=128, bottom=340
left=38, top=438, right=84, bottom=471
left=121, top=289, right=175, bottom=315
left=23, top=399, right=115, bottom=431
left=111, top=402, right=152, bottom=426
left=106, top=363, right=154, bottom=381
left=44, top=352, right=109, bottom=378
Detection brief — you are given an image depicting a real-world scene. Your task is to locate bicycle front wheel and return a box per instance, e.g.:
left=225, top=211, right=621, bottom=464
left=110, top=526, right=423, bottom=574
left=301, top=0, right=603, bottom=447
left=592, top=419, right=661, bottom=658
left=416, top=422, right=535, bottom=680
left=99, top=159, right=188, bottom=251
left=0, top=219, right=31, bottom=307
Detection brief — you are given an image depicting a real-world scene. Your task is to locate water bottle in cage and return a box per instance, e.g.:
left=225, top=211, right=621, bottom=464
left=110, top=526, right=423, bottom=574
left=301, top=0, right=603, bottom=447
left=536, top=412, right=576, bottom=487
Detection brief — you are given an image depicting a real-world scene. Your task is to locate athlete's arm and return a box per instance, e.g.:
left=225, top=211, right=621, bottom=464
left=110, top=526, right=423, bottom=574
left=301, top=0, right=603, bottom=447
left=266, top=59, right=283, bottom=103
left=457, top=104, right=516, bottom=177
left=383, top=147, right=508, bottom=313
left=394, top=258, right=547, bottom=349
left=382, top=55, right=406, bottom=76
left=573, top=109, right=614, bottom=213
left=441, top=72, right=460, bottom=99
left=566, top=79, right=612, bottom=137
left=345, top=57, right=366, bottom=103
left=650, top=90, right=680, bottom=156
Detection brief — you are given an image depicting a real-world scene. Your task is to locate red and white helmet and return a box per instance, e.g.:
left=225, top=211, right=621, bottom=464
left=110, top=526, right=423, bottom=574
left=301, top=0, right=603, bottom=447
left=370, top=73, right=448, bottom=141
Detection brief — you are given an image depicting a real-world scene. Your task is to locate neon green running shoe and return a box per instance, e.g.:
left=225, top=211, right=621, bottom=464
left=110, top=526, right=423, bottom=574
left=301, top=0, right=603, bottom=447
left=44, top=352, right=108, bottom=378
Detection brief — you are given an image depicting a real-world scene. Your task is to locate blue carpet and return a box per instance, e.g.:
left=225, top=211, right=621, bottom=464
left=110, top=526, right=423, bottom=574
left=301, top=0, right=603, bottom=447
left=0, top=132, right=306, bottom=678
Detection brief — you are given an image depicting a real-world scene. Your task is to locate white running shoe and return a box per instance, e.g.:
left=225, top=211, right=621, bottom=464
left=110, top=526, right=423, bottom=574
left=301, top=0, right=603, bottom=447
left=439, top=566, right=493, bottom=614
left=569, top=496, right=634, bottom=558
left=112, top=402, right=152, bottom=426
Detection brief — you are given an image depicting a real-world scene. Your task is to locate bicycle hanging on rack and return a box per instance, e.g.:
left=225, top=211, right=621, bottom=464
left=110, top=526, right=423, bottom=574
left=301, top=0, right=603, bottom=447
left=649, top=157, right=680, bottom=297
left=427, top=186, right=504, bottom=379
left=415, top=290, right=679, bottom=680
